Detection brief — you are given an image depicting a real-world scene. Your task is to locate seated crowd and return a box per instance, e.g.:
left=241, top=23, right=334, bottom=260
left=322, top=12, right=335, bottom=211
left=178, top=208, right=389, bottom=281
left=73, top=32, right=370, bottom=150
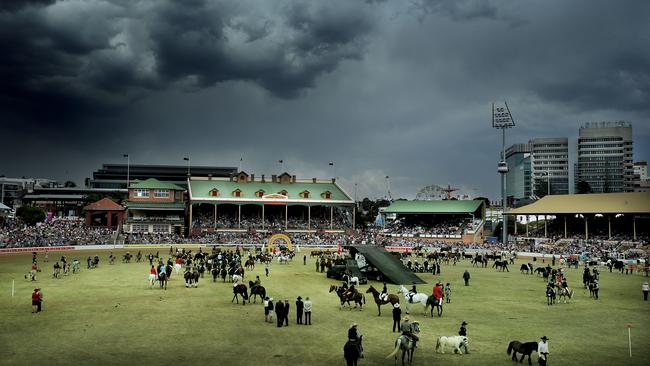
left=0, top=218, right=114, bottom=248
left=382, top=217, right=468, bottom=236
left=191, top=212, right=350, bottom=231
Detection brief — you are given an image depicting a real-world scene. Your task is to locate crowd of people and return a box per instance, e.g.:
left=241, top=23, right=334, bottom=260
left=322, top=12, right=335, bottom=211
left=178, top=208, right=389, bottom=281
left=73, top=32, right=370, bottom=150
left=382, top=217, right=470, bottom=236
left=192, top=213, right=350, bottom=231
left=0, top=218, right=114, bottom=248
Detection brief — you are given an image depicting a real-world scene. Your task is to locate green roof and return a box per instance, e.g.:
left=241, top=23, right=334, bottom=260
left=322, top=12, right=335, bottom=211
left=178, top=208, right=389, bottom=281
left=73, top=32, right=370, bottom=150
left=129, top=178, right=185, bottom=191
left=383, top=200, right=483, bottom=214
left=189, top=179, right=352, bottom=204
left=125, top=202, right=186, bottom=210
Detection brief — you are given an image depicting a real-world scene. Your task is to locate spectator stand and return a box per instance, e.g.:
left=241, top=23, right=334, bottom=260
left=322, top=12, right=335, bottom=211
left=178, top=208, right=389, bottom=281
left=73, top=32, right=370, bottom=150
left=187, top=171, right=355, bottom=235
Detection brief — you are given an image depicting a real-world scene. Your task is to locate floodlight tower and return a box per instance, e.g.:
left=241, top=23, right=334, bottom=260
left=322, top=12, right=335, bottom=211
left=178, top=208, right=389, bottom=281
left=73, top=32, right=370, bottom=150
left=492, top=101, right=515, bottom=246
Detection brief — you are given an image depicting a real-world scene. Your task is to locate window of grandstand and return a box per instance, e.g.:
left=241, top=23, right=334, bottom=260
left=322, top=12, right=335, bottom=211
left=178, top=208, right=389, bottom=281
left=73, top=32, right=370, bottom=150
left=255, top=190, right=265, bottom=198
left=232, top=189, right=242, bottom=197
left=278, top=190, right=288, bottom=196
left=321, top=191, right=332, bottom=199
left=300, top=190, right=310, bottom=198
left=154, top=189, right=170, bottom=198
left=209, top=189, right=220, bottom=197
left=152, top=224, right=168, bottom=233
left=132, top=224, right=148, bottom=232
left=134, top=189, right=149, bottom=198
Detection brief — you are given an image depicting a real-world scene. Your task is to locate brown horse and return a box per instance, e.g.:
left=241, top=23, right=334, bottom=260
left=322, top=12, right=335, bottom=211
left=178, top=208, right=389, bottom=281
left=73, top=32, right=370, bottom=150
left=248, top=280, right=266, bottom=303
left=245, top=258, right=255, bottom=271
left=232, top=284, right=248, bottom=305
left=366, top=285, right=399, bottom=316
left=329, top=285, right=365, bottom=310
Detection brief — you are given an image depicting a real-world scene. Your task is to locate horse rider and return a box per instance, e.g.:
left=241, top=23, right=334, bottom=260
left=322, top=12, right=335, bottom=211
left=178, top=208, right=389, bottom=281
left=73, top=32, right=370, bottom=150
left=252, top=275, right=261, bottom=293
left=537, top=336, right=549, bottom=365
left=344, top=283, right=357, bottom=299
left=379, top=282, right=389, bottom=302
left=347, top=323, right=363, bottom=358
left=28, top=262, right=38, bottom=281
left=400, top=316, right=418, bottom=348
left=432, top=282, right=443, bottom=304
left=409, top=284, right=417, bottom=303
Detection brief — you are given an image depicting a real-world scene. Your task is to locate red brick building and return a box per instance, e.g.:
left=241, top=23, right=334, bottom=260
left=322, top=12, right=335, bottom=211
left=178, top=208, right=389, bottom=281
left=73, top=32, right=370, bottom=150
left=123, top=178, right=186, bottom=234
left=83, top=198, right=125, bottom=229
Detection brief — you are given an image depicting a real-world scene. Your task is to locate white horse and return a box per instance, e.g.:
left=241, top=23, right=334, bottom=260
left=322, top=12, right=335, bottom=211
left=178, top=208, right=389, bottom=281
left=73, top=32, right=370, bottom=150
left=435, top=336, right=468, bottom=354
left=277, top=255, right=289, bottom=264
left=397, top=285, right=429, bottom=315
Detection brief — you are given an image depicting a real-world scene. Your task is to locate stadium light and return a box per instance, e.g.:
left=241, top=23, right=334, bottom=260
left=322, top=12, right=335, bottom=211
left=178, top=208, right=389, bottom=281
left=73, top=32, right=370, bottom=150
left=492, top=101, right=515, bottom=246
left=183, top=157, right=190, bottom=176
left=123, top=154, right=130, bottom=188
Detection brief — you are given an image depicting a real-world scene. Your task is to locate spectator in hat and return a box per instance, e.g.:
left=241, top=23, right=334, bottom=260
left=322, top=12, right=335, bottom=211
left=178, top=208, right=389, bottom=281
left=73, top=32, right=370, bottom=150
left=538, top=336, right=549, bottom=365
left=392, top=303, right=401, bottom=332
left=296, top=296, right=304, bottom=324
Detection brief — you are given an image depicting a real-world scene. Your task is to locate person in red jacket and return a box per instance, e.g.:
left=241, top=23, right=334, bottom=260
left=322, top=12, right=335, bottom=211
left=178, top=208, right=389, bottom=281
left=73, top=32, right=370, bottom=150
left=31, top=288, right=40, bottom=313
left=432, top=282, right=443, bottom=304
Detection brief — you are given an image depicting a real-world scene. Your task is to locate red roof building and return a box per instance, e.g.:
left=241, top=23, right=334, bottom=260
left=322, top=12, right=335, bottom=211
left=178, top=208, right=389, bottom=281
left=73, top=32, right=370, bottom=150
left=83, top=198, right=125, bottom=229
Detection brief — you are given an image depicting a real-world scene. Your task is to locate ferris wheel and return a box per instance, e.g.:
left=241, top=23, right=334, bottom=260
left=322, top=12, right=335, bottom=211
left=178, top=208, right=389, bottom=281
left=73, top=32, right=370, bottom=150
left=415, top=184, right=474, bottom=200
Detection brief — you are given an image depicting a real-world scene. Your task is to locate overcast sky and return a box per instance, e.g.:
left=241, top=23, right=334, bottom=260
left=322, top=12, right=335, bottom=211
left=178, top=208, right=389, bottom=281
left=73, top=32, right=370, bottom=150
left=1, top=0, right=649, bottom=200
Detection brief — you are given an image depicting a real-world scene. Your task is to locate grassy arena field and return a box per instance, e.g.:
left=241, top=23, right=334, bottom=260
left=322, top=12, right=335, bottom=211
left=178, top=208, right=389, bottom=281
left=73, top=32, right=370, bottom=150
left=1, top=248, right=649, bottom=366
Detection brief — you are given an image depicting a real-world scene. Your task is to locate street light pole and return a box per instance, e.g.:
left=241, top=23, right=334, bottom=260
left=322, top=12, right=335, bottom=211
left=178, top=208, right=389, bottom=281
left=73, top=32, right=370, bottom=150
left=493, top=101, right=516, bottom=246
left=123, top=154, right=130, bottom=188
left=184, top=157, right=191, bottom=176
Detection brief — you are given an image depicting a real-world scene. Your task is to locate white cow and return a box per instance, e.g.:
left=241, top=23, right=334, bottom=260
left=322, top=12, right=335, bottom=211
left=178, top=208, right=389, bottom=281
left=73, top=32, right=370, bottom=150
left=435, top=336, right=468, bottom=354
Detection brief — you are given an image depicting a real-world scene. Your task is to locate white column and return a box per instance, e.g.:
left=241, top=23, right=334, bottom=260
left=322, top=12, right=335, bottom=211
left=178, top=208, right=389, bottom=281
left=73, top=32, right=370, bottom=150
left=238, top=205, right=241, bottom=230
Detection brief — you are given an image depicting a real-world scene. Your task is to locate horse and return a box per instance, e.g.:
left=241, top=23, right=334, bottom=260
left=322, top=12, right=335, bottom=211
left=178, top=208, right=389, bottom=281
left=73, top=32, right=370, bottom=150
left=158, top=272, right=168, bottom=290
left=435, top=336, right=468, bottom=354
left=366, top=285, right=400, bottom=316
left=342, top=274, right=360, bottom=287
left=184, top=270, right=199, bottom=288
left=425, top=295, right=443, bottom=317
left=211, top=267, right=220, bottom=282
left=245, top=258, right=255, bottom=271
left=248, top=280, right=266, bottom=304
left=232, top=284, right=248, bottom=305
left=557, top=287, right=574, bottom=303
left=220, top=267, right=227, bottom=282
left=507, top=341, right=538, bottom=365
left=386, top=322, right=420, bottom=366
left=397, top=285, right=429, bottom=316
left=520, top=263, right=533, bottom=274
left=546, top=286, right=556, bottom=305
left=493, top=260, right=509, bottom=272
left=535, top=267, right=546, bottom=277
left=329, top=285, right=365, bottom=310
left=343, top=337, right=364, bottom=366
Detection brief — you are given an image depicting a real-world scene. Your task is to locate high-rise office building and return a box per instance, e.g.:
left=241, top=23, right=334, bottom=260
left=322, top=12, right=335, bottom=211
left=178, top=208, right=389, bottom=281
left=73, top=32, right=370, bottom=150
left=505, top=143, right=532, bottom=202
left=575, top=121, right=633, bottom=193
left=530, top=137, right=570, bottom=196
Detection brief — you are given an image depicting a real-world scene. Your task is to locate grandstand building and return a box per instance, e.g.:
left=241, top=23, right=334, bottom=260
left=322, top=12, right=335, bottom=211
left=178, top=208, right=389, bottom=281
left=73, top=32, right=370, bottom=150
left=380, top=200, right=485, bottom=244
left=575, top=121, right=634, bottom=193
left=187, top=172, right=355, bottom=234
left=123, top=178, right=186, bottom=234
left=506, top=192, right=650, bottom=242
left=88, top=164, right=237, bottom=189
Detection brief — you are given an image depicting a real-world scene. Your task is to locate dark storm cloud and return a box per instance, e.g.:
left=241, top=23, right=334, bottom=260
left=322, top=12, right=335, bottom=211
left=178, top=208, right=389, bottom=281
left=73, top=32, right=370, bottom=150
left=1, top=0, right=649, bottom=199
left=0, top=0, right=375, bottom=127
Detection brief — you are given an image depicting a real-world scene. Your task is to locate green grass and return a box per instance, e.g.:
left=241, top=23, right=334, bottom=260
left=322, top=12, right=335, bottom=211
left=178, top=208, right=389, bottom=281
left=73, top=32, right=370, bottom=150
left=1, top=249, right=649, bottom=366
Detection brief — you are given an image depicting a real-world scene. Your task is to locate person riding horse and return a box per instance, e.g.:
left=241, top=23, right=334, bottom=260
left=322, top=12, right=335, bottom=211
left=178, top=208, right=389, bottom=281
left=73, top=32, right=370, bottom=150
left=408, top=284, right=417, bottom=303
left=251, top=275, right=261, bottom=294
left=400, top=316, right=419, bottom=348
left=379, top=282, right=389, bottom=302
